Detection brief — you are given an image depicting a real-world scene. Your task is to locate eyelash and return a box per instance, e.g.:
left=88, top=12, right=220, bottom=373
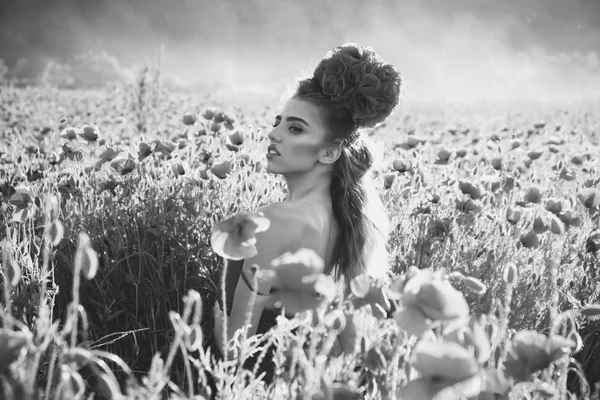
left=272, top=121, right=302, bottom=133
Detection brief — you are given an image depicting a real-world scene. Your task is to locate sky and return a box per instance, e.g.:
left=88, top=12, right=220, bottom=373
left=1, top=0, right=599, bottom=105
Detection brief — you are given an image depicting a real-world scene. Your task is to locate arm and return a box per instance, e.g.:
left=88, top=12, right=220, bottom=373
left=227, top=203, right=320, bottom=340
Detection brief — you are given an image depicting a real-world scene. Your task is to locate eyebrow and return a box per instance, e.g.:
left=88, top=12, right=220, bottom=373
left=275, top=115, right=310, bottom=127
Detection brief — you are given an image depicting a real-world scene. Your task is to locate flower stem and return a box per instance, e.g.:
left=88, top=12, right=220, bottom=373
left=220, top=259, right=229, bottom=361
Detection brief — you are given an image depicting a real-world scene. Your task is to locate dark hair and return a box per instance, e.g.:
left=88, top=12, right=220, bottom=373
left=292, top=76, right=392, bottom=289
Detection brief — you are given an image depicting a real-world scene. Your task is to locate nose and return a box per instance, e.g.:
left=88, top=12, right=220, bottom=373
left=267, top=127, right=280, bottom=143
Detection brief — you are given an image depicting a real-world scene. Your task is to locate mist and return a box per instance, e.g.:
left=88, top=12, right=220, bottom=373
left=1, top=0, right=599, bottom=105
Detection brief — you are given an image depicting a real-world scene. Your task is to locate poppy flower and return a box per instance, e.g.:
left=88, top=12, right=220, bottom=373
left=349, top=273, right=391, bottom=320
left=455, top=148, right=467, bottom=158
left=443, top=315, right=491, bottom=363
left=78, top=124, right=100, bottom=142
left=436, top=148, right=452, bottom=163
left=336, top=307, right=369, bottom=355
left=8, top=185, right=37, bottom=222
left=585, top=231, right=600, bottom=253
left=209, top=121, right=222, bottom=133
left=229, top=130, right=244, bottom=146
left=60, top=127, right=78, bottom=140
left=458, top=179, right=483, bottom=200
left=0, top=328, right=33, bottom=373
left=577, top=188, right=600, bottom=209
left=510, top=139, right=522, bottom=149
left=527, top=150, right=544, bottom=160
left=505, top=206, right=521, bottom=224
left=503, top=330, right=575, bottom=382
left=533, top=215, right=549, bottom=234
left=389, top=268, right=469, bottom=337
left=558, top=210, right=582, bottom=228
left=520, top=230, right=540, bottom=249
left=201, top=107, right=218, bottom=120
left=138, top=142, right=153, bottom=161
left=383, top=173, right=395, bottom=189
left=491, top=157, right=503, bottom=170
left=152, top=139, right=177, bottom=156
left=182, top=113, right=197, bottom=126
left=400, top=340, right=482, bottom=399
left=210, top=211, right=270, bottom=260
left=548, top=215, right=564, bottom=235
left=210, top=160, right=232, bottom=179
left=259, top=248, right=337, bottom=317
left=455, top=195, right=483, bottom=214
left=545, top=198, right=568, bottom=214
left=559, top=167, right=576, bottom=181
left=110, top=154, right=137, bottom=175
left=523, top=185, right=544, bottom=204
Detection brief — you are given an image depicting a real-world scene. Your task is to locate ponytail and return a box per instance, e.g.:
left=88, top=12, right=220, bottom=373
left=328, top=136, right=391, bottom=289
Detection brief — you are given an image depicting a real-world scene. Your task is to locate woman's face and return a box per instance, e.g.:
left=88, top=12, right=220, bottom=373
left=265, top=98, right=332, bottom=175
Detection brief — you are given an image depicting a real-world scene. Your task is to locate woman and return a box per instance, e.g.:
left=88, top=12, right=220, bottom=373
left=213, top=42, right=402, bottom=382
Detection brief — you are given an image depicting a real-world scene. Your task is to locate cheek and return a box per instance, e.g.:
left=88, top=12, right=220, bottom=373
left=290, top=140, right=322, bottom=159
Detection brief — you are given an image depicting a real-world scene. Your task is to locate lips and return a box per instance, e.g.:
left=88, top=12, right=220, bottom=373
left=267, top=144, right=281, bottom=156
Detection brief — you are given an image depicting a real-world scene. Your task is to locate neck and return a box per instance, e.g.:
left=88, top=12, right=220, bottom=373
left=283, top=170, right=332, bottom=201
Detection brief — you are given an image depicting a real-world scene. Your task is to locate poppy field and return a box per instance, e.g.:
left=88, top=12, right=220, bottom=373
left=1, top=68, right=600, bottom=400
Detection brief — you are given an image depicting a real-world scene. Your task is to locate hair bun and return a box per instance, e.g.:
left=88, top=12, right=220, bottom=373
left=312, top=43, right=402, bottom=129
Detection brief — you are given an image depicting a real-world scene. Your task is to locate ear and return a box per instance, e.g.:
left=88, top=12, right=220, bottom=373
left=319, top=145, right=342, bottom=165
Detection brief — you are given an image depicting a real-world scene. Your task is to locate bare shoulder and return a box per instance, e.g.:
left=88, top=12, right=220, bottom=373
left=255, top=202, right=321, bottom=253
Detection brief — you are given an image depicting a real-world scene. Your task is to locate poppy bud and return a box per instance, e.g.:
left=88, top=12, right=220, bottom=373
left=580, top=304, right=600, bottom=317
left=455, top=148, right=467, bottom=157
left=75, top=233, right=98, bottom=280
left=463, top=276, right=487, bottom=295
left=2, top=245, right=20, bottom=287
left=503, top=262, right=518, bottom=284
left=49, top=221, right=64, bottom=247
left=58, top=118, right=68, bottom=130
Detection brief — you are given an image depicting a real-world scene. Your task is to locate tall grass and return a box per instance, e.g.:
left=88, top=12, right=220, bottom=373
left=0, top=70, right=599, bottom=398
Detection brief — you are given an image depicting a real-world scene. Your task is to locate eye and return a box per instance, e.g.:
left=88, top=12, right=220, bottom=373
left=289, top=126, right=303, bottom=133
